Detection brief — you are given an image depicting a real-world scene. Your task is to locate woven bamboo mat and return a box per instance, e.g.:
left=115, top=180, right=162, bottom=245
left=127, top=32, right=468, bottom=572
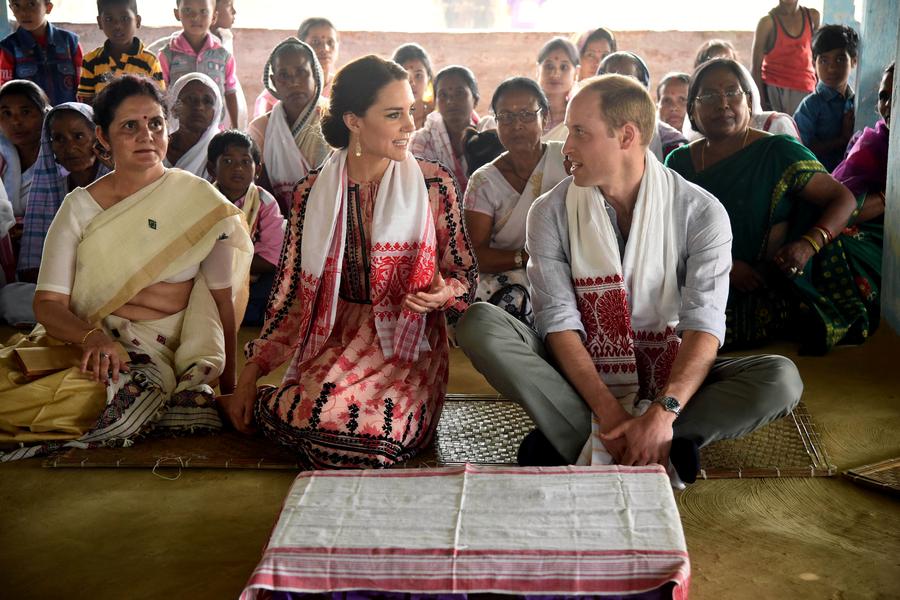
left=45, top=393, right=834, bottom=478
left=843, top=457, right=900, bottom=496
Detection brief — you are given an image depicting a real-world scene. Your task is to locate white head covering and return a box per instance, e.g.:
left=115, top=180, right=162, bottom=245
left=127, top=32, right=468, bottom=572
left=166, top=72, right=224, bottom=178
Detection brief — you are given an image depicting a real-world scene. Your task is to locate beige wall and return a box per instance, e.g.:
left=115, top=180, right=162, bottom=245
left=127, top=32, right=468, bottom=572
left=64, top=24, right=752, bottom=113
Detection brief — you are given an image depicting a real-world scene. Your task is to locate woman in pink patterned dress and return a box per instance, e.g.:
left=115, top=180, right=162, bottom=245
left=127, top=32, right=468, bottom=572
left=220, top=55, right=477, bottom=469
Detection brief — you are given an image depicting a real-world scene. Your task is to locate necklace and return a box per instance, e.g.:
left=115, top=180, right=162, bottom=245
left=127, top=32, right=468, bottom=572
left=700, top=127, right=750, bottom=171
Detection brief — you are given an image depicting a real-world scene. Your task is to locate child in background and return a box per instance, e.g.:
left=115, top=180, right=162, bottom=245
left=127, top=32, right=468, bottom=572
left=159, top=0, right=239, bottom=127
left=78, top=0, right=165, bottom=105
left=751, top=0, right=819, bottom=115
left=210, top=0, right=247, bottom=129
left=793, top=25, right=859, bottom=171
left=206, top=130, right=284, bottom=326
left=0, top=0, right=82, bottom=105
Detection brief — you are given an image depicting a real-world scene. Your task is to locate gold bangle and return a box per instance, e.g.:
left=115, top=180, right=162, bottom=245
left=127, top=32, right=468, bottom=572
left=80, top=327, right=101, bottom=345
left=801, top=234, right=821, bottom=253
left=811, top=226, right=830, bottom=246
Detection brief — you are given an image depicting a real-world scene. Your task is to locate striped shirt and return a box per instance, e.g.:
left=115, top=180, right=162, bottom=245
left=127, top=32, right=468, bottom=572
left=77, top=38, right=164, bottom=102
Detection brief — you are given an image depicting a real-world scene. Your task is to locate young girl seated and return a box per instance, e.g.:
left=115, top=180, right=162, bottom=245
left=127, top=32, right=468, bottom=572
left=0, top=80, right=49, bottom=284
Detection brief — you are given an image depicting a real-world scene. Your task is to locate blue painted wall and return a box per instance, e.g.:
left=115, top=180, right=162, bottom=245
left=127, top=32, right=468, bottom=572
left=855, top=0, right=898, bottom=131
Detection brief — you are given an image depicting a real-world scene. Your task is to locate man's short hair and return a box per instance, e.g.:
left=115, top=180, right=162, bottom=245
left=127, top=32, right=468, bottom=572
left=579, top=74, right=656, bottom=147
left=97, top=0, right=138, bottom=14
left=207, top=130, right=261, bottom=166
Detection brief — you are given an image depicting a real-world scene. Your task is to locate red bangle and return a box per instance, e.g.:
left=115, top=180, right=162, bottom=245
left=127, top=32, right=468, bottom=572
left=813, top=224, right=834, bottom=243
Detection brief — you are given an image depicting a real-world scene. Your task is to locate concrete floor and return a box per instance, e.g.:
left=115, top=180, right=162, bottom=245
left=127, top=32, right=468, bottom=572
left=1, top=327, right=899, bottom=599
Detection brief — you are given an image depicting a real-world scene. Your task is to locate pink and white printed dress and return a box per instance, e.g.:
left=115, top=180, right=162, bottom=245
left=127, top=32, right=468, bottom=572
left=245, top=159, right=476, bottom=468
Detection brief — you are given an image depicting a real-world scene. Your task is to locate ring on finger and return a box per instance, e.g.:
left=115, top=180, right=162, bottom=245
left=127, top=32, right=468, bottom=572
left=100, top=352, right=110, bottom=359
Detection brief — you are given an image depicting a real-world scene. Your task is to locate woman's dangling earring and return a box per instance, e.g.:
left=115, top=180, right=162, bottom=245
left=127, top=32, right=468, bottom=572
left=354, top=136, right=362, bottom=158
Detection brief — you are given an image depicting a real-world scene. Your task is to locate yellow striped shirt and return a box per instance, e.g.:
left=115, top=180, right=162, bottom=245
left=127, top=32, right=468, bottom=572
left=77, top=38, right=165, bottom=102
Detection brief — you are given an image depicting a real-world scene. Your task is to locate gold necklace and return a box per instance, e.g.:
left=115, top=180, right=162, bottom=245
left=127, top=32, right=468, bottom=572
left=701, top=127, right=750, bottom=171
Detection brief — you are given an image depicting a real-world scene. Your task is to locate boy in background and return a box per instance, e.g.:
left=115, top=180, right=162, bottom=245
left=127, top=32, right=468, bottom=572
left=159, top=0, right=239, bottom=126
left=0, top=0, right=82, bottom=105
left=793, top=25, right=859, bottom=171
left=207, top=130, right=284, bottom=327
left=210, top=0, right=246, bottom=129
left=78, top=0, right=165, bottom=104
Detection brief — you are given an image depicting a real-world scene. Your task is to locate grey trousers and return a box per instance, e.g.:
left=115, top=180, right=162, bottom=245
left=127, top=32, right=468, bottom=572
left=457, top=302, right=804, bottom=464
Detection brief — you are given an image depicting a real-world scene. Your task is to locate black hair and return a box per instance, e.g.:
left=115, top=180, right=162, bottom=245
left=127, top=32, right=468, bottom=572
left=433, top=65, right=480, bottom=104
left=490, top=76, right=548, bottom=116
left=464, top=128, right=504, bottom=177
left=320, top=55, right=408, bottom=149
left=686, top=58, right=754, bottom=133
left=392, top=43, right=433, bottom=82
left=97, top=0, right=138, bottom=14
left=693, top=39, right=737, bottom=68
left=656, top=72, right=691, bottom=100
left=580, top=27, right=617, bottom=56
left=812, top=24, right=860, bottom=60
left=298, top=17, right=337, bottom=41
left=537, top=37, right=580, bottom=67
left=598, top=51, right=650, bottom=89
left=0, top=80, right=50, bottom=113
left=263, top=37, right=322, bottom=104
left=92, top=74, right=168, bottom=135
left=207, top=129, right=260, bottom=165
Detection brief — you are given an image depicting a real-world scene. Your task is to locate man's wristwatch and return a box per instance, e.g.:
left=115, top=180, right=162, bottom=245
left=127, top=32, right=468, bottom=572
left=654, top=395, right=682, bottom=418
left=514, top=249, right=524, bottom=268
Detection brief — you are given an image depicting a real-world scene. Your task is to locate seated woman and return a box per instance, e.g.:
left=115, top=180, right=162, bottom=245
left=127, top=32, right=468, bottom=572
left=537, top=37, right=579, bottom=142
left=830, top=62, right=893, bottom=329
left=691, top=40, right=800, bottom=141
left=574, top=27, right=616, bottom=81
left=410, top=65, right=479, bottom=194
left=222, top=56, right=476, bottom=469
left=164, top=72, right=223, bottom=179
left=598, top=51, right=688, bottom=161
left=665, top=58, right=863, bottom=354
left=248, top=38, right=330, bottom=217
left=0, top=81, right=50, bottom=284
left=253, top=17, right=340, bottom=118
left=393, top=43, right=435, bottom=130
left=0, top=75, right=252, bottom=460
left=464, top=77, right=566, bottom=327
left=0, top=103, right=112, bottom=328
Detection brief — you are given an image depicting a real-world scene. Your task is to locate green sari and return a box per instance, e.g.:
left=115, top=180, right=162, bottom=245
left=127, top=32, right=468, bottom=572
left=666, top=135, right=869, bottom=354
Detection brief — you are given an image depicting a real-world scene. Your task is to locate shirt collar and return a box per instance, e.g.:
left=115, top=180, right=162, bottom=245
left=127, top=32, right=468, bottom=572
left=101, top=37, right=142, bottom=61
left=171, top=31, right=219, bottom=55
left=15, top=22, right=55, bottom=49
left=816, top=80, right=854, bottom=101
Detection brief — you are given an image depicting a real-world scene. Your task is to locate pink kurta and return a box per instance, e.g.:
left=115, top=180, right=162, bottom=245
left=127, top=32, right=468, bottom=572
left=246, top=158, right=476, bottom=468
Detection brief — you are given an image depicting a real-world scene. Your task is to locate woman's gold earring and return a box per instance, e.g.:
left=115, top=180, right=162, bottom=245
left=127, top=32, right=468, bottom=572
left=354, top=137, right=362, bottom=158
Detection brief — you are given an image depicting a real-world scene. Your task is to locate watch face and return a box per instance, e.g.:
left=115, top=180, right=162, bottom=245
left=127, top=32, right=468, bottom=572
left=661, top=396, right=681, bottom=412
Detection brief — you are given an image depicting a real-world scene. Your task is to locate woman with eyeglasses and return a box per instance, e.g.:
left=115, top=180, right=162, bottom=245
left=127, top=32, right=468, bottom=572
left=248, top=38, right=330, bottom=216
left=409, top=65, right=479, bottom=194
left=165, top=72, right=223, bottom=180
left=665, top=58, right=863, bottom=354
left=463, top=77, right=566, bottom=327
left=253, top=17, right=340, bottom=119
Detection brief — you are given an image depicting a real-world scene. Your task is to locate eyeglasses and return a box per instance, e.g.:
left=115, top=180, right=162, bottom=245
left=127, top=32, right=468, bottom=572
left=495, top=109, right=542, bottom=125
left=695, top=89, right=748, bottom=106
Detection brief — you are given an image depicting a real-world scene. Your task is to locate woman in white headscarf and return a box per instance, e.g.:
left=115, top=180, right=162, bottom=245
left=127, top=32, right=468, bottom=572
left=248, top=38, right=330, bottom=217
left=164, top=72, right=224, bottom=179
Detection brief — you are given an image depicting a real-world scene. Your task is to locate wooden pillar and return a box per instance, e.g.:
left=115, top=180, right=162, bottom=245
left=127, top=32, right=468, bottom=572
left=881, top=12, right=900, bottom=332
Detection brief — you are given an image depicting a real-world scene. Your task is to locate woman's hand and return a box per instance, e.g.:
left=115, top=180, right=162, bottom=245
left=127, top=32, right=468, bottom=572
left=730, top=259, right=767, bottom=292
left=218, top=363, right=259, bottom=434
left=403, top=270, right=454, bottom=314
left=81, top=329, right=129, bottom=385
left=772, top=240, right=816, bottom=279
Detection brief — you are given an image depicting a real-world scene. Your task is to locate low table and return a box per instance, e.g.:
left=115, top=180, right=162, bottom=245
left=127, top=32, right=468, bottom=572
left=241, top=465, right=690, bottom=600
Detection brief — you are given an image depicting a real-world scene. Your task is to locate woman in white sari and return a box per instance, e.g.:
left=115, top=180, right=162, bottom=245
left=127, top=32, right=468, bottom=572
left=0, top=75, right=252, bottom=461
left=248, top=38, right=330, bottom=217
left=537, top=37, right=580, bottom=143
left=164, top=72, right=224, bottom=179
left=464, top=78, right=567, bottom=327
